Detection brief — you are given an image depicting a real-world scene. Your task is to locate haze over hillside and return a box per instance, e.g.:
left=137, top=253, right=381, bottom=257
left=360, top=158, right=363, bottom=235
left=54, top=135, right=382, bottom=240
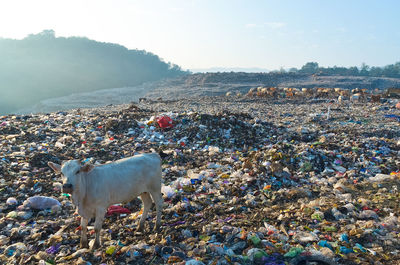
left=0, top=30, right=189, bottom=114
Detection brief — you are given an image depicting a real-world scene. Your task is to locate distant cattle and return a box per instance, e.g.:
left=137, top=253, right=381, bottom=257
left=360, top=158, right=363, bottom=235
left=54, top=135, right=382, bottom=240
left=371, top=95, right=381, bottom=103
left=384, top=88, right=400, bottom=98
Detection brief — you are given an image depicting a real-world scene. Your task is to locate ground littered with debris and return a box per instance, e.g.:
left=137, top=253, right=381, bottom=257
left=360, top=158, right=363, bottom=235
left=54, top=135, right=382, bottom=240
left=0, top=96, right=399, bottom=265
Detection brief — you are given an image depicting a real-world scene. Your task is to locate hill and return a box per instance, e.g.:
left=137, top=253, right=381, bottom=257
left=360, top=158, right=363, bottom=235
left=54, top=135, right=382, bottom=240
left=19, top=72, right=400, bottom=114
left=144, top=72, right=400, bottom=100
left=0, top=30, right=188, bottom=114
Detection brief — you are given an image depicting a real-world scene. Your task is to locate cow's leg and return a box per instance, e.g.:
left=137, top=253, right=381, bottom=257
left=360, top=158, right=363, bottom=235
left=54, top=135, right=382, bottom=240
left=137, top=192, right=152, bottom=232
left=80, top=217, right=89, bottom=248
left=150, top=190, right=163, bottom=231
left=92, top=208, right=105, bottom=249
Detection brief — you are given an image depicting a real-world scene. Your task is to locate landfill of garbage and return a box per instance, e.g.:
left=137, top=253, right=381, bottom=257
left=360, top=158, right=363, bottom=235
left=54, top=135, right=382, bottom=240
left=0, top=95, right=399, bottom=265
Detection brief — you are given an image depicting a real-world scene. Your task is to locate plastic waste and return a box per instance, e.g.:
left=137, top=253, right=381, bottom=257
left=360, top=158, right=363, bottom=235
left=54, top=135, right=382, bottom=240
left=354, top=243, right=366, bottom=252
left=106, top=205, right=131, bottom=216
left=106, top=246, right=116, bottom=255
left=331, top=207, right=345, bottom=220
left=311, top=211, right=324, bottom=221
left=284, top=247, right=303, bottom=258
left=185, top=260, right=205, bottom=265
left=6, top=197, right=17, bottom=205
left=162, top=185, right=176, bottom=198
left=23, top=196, right=61, bottom=210
left=340, top=246, right=354, bottom=254
left=384, top=114, right=400, bottom=121
left=46, top=244, right=61, bottom=254
left=0, top=96, right=398, bottom=265
left=157, top=116, right=173, bottom=129
left=4, top=242, right=27, bottom=257
left=6, top=211, right=18, bottom=218
left=340, top=234, right=349, bottom=243
left=0, top=235, right=10, bottom=246
left=181, top=229, right=192, bottom=238
left=293, top=231, right=318, bottom=243
left=248, top=233, right=261, bottom=245
left=289, top=253, right=338, bottom=265
left=247, top=248, right=268, bottom=261
left=318, top=240, right=333, bottom=250
left=359, top=210, right=379, bottom=220
left=368, top=173, right=395, bottom=182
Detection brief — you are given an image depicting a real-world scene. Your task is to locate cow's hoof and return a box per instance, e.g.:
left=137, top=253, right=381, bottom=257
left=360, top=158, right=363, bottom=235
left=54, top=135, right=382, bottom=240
left=91, top=242, right=100, bottom=250
left=80, top=241, right=89, bottom=249
left=89, top=239, right=100, bottom=250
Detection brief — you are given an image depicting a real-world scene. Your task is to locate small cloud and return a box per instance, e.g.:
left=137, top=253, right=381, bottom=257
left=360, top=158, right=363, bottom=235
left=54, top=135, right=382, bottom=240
left=245, top=23, right=258, bottom=28
left=336, top=27, right=347, bottom=32
left=264, top=22, right=286, bottom=29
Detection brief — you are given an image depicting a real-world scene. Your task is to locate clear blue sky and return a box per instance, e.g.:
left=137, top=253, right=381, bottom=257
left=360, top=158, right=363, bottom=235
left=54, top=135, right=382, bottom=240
left=0, top=0, right=399, bottom=71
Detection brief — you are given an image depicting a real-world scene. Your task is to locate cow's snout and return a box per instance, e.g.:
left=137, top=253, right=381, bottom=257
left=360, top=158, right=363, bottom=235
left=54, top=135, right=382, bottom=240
left=63, top=183, right=73, bottom=194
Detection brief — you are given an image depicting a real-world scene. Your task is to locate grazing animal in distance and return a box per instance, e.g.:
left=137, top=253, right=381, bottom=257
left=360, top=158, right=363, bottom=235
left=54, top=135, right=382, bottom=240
left=371, top=95, right=381, bottom=103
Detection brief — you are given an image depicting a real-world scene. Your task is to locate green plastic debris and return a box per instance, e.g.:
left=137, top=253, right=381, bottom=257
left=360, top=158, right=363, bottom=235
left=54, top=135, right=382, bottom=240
left=284, top=247, right=303, bottom=258
left=324, top=226, right=337, bottom=232
left=249, top=234, right=261, bottom=245
left=247, top=248, right=268, bottom=261
left=6, top=211, right=18, bottom=218
left=311, top=212, right=323, bottom=221
left=199, top=235, right=210, bottom=241
left=254, top=250, right=267, bottom=259
left=303, top=207, right=313, bottom=215
left=301, top=162, right=313, bottom=172
left=106, top=246, right=116, bottom=255
left=38, top=260, right=53, bottom=265
left=45, top=259, right=56, bottom=265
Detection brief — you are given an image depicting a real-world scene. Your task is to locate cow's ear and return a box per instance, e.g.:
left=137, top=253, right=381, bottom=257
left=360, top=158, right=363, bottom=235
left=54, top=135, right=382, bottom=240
left=48, top=162, right=61, bottom=172
left=80, top=164, right=94, bottom=173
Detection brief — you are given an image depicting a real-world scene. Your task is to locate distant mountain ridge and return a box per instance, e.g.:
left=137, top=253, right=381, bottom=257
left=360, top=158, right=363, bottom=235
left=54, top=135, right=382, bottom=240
left=0, top=30, right=188, bottom=114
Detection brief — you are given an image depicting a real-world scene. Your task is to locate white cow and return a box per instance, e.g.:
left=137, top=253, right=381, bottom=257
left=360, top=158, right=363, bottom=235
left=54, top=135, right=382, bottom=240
left=48, top=153, right=163, bottom=249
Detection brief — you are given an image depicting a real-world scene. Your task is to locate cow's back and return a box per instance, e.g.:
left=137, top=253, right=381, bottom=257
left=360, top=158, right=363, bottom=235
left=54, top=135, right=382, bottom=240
left=87, top=153, right=162, bottom=206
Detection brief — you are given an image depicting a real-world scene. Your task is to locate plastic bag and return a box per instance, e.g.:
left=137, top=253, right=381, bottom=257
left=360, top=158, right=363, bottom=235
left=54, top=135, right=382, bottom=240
left=157, top=116, right=173, bottom=129
left=106, top=205, right=131, bottom=216
left=23, top=196, right=61, bottom=210
left=162, top=185, right=176, bottom=198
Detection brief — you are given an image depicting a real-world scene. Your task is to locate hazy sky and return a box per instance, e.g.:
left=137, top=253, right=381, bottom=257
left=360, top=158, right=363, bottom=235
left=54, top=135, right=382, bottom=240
left=0, top=0, right=399, bottom=71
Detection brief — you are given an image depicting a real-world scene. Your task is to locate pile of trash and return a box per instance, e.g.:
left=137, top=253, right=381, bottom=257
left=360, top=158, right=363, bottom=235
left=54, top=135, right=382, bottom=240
left=0, top=98, right=399, bottom=264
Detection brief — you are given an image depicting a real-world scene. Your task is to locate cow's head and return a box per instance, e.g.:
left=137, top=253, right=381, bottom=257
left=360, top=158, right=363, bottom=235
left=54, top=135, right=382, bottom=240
left=48, top=160, right=94, bottom=194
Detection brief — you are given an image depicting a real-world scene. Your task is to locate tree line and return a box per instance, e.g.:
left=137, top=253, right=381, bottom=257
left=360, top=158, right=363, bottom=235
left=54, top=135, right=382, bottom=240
left=282, top=61, right=400, bottom=78
left=0, top=30, right=189, bottom=114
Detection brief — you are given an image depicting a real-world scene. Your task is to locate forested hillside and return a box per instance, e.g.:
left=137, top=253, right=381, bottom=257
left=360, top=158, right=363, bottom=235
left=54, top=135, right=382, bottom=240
left=0, top=30, right=188, bottom=114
